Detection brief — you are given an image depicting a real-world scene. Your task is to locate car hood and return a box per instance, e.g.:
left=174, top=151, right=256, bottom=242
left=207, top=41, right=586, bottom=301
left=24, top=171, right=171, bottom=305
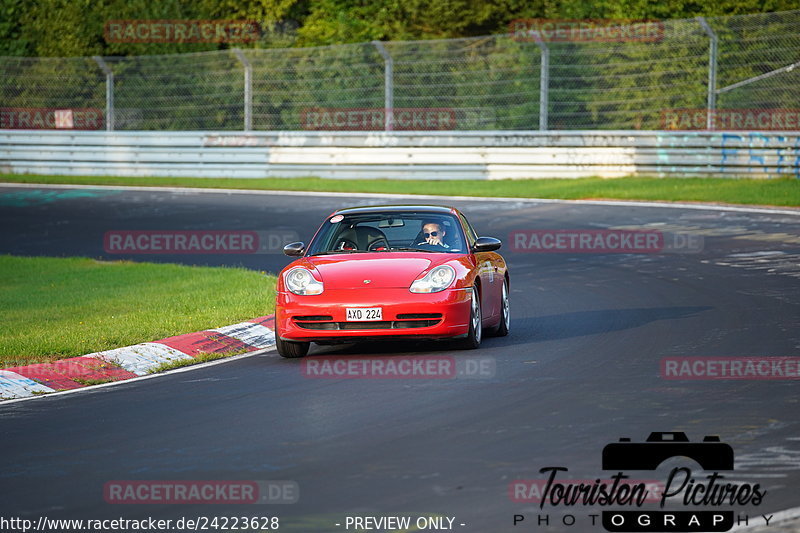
left=304, top=255, right=436, bottom=289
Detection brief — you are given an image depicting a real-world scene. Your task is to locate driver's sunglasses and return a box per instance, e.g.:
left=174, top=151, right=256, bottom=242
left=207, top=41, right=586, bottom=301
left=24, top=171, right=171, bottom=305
left=424, top=231, right=439, bottom=237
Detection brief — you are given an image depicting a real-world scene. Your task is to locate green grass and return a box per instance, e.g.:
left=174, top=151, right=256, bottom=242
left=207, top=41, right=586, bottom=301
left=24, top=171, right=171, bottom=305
left=0, top=255, right=276, bottom=366
left=72, top=377, right=115, bottom=386
left=147, top=350, right=250, bottom=374
left=1, top=173, right=799, bottom=207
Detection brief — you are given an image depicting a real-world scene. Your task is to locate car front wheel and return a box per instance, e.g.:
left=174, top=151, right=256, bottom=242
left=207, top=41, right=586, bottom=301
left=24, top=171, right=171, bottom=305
left=488, top=279, right=509, bottom=337
left=456, top=287, right=482, bottom=350
left=275, top=325, right=310, bottom=358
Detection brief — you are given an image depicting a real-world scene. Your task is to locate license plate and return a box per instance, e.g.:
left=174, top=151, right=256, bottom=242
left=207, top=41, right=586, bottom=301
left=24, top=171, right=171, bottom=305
left=346, top=307, right=383, bottom=321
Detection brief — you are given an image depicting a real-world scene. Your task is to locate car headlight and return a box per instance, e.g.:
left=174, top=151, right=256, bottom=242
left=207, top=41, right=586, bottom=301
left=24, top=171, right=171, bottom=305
left=285, top=268, right=324, bottom=295
left=409, top=265, right=456, bottom=293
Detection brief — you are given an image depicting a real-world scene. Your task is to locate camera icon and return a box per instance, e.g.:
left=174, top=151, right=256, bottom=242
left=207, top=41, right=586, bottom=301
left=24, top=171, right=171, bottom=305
left=602, top=432, right=734, bottom=471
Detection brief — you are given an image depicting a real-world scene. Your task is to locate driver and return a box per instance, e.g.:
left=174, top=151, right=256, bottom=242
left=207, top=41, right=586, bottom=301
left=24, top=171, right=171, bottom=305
left=418, top=221, right=449, bottom=248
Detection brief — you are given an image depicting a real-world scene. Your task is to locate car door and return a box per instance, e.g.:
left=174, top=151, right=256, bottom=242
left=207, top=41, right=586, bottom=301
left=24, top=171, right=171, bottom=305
left=460, top=213, right=498, bottom=322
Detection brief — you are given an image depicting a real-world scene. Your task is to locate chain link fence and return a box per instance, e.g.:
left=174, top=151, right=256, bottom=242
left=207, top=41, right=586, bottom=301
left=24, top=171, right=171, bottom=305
left=1, top=10, right=798, bottom=131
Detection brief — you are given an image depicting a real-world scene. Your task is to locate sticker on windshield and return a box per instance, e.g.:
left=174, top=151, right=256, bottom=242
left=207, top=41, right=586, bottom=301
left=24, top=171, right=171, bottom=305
left=330, top=215, right=344, bottom=223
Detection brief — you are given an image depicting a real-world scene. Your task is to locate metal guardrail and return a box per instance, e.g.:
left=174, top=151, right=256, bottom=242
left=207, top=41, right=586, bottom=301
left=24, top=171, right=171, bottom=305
left=1, top=130, right=798, bottom=179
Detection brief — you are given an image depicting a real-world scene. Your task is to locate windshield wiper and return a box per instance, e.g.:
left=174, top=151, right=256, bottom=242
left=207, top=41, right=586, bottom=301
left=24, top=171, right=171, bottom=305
left=309, top=250, right=371, bottom=256
left=391, top=246, right=449, bottom=253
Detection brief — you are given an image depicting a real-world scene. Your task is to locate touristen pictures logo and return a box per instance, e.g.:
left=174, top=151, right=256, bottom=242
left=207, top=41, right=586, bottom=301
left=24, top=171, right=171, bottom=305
left=512, top=432, right=769, bottom=532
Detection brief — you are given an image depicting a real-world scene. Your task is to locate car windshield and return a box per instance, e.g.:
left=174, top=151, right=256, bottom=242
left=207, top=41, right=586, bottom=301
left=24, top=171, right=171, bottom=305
left=307, top=212, right=467, bottom=255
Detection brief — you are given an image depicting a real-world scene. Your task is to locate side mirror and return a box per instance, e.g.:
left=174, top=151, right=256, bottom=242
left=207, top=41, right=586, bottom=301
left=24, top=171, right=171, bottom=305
left=472, top=236, right=501, bottom=253
left=283, top=242, right=306, bottom=257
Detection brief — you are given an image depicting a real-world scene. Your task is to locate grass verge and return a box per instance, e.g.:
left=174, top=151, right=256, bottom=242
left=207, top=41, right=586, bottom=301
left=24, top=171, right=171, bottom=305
left=147, top=350, right=251, bottom=374
left=0, top=255, right=276, bottom=366
left=72, top=377, right=115, bottom=386
left=1, top=174, right=798, bottom=207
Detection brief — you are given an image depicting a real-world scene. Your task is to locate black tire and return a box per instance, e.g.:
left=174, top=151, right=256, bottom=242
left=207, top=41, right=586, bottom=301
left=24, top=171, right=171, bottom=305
left=456, top=287, right=482, bottom=350
left=488, top=279, right=510, bottom=337
left=276, top=334, right=310, bottom=358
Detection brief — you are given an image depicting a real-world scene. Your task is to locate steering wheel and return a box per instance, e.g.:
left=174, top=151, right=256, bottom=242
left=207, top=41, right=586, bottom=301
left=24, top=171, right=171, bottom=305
left=368, top=239, right=390, bottom=251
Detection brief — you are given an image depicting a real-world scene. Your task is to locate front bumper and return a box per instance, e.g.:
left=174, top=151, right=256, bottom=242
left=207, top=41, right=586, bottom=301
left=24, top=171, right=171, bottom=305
left=276, top=287, right=472, bottom=342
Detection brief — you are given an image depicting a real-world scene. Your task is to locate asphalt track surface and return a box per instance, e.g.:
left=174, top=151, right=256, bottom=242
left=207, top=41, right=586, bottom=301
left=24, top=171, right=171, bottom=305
left=1, top=185, right=800, bottom=533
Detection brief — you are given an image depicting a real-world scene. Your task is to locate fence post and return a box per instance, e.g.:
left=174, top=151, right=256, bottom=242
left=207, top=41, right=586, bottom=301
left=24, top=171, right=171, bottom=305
left=93, top=56, right=114, bottom=131
left=372, top=41, right=394, bottom=131
left=532, top=31, right=549, bottom=131
left=697, top=17, right=718, bottom=130
left=233, top=48, right=253, bottom=131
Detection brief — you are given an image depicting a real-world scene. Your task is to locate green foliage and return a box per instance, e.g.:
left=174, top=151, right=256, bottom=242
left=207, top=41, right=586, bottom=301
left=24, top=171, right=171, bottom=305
left=1, top=0, right=795, bottom=57
left=0, top=0, right=30, bottom=55
left=1, top=1, right=798, bottom=131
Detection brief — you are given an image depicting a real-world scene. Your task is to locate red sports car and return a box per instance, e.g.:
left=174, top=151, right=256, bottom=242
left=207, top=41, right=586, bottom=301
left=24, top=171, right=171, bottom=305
left=274, top=205, right=509, bottom=358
